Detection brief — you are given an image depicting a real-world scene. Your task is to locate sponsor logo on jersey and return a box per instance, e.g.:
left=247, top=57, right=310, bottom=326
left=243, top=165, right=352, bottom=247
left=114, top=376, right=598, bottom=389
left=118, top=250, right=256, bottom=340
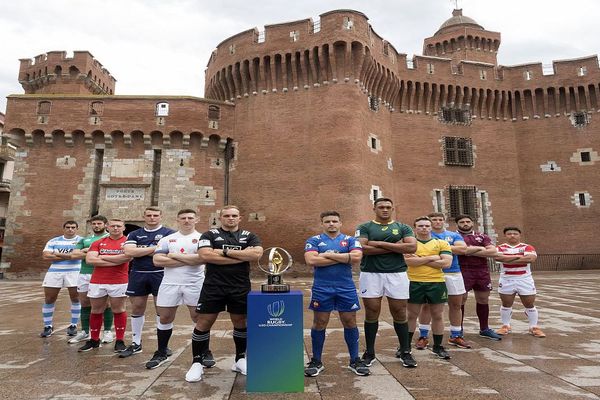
left=137, top=236, right=148, bottom=239
left=215, top=237, right=224, bottom=241
left=223, top=244, right=242, bottom=251
left=317, top=242, right=326, bottom=247
left=381, top=226, right=389, bottom=231
left=169, top=239, right=177, bottom=242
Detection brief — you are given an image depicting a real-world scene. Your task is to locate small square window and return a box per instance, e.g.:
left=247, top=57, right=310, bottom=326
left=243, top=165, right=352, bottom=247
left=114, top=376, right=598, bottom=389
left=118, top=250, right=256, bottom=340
left=37, top=101, right=51, bottom=115
left=443, top=137, right=474, bottom=166
left=343, top=17, right=353, bottom=30
left=427, top=63, right=435, bottom=74
left=480, top=70, right=487, bottom=80
left=524, top=70, right=532, bottom=80
left=370, top=137, right=377, bottom=149
left=572, top=111, right=589, bottom=127
left=446, top=185, right=477, bottom=218
left=579, top=193, right=587, bottom=206
left=578, top=66, right=587, bottom=76
left=290, top=31, right=299, bottom=42
left=229, top=44, right=236, bottom=54
left=581, top=152, right=591, bottom=162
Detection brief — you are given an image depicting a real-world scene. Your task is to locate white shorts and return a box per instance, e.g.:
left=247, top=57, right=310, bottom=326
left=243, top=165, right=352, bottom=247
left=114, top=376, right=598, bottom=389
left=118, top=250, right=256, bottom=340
left=77, top=273, right=92, bottom=293
left=498, top=276, right=536, bottom=296
left=444, top=273, right=466, bottom=296
left=88, top=283, right=128, bottom=298
left=42, top=271, right=79, bottom=288
left=359, top=271, right=409, bottom=299
left=156, top=283, right=203, bottom=307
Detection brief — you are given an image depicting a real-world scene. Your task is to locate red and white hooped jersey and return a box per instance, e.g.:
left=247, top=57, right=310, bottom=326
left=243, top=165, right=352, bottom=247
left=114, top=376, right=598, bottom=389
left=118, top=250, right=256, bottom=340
left=497, top=242, right=537, bottom=279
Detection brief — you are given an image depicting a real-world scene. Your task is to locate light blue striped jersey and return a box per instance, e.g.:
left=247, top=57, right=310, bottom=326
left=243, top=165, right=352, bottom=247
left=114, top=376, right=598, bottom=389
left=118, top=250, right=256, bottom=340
left=43, top=235, right=82, bottom=272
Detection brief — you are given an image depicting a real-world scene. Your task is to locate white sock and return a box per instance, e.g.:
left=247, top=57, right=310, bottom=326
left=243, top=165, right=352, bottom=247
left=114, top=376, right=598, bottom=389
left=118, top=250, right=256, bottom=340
left=500, top=307, right=512, bottom=326
left=131, top=315, right=145, bottom=345
left=525, top=307, right=538, bottom=327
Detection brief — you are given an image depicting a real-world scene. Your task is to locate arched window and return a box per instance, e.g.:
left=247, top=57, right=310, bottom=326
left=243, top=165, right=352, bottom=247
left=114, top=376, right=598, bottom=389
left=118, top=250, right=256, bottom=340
left=156, top=102, right=169, bottom=116
left=37, top=101, right=51, bottom=115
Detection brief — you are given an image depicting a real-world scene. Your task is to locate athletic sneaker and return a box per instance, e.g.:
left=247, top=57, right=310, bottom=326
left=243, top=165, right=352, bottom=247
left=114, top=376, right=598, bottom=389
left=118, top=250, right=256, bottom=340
left=200, top=350, right=216, bottom=368
left=185, top=362, right=203, bottom=382
left=448, top=336, right=472, bottom=349
left=479, top=328, right=502, bottom=341
left=119, top=343, right=142, bottom=358
left=40, top=325, right=53, bottom=338
left=529, top=327, right=546, bottom=338
left=78, top=339, right=101, bottom=352
left=304, top=358, right=324, bottom=377
left=113, top=340, right=127, bottom=353
left=349, top=358, right=370, bottom=376
left=361, top=352, right=375, bottom=367
left=431, top=346, right=451, bottom=360
left=66, top=325, right=78, bottom=336
left=102, top=330, right=114, bottom=344
left=231, top=357, right=247, bottom=375
left=415, top=336, right=429, bottom=350
left=496, top=325, right=512, bottom=335
left=68, top=330, right=89, bottom=344
left=146, top=351, right=168, bottom=369
left=399, top=352, right=418, bottom=368
left=166, top=347, right=173, bottom=357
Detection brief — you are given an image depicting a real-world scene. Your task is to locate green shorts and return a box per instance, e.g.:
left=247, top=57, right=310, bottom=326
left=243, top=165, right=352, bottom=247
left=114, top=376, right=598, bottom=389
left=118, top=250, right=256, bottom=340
left=408, top=281, right=448, bottom=304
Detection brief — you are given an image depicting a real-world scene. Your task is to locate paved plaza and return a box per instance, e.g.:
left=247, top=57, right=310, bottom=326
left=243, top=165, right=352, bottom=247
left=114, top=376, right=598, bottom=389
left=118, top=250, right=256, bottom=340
left=1, top=271, right=600, bottom=399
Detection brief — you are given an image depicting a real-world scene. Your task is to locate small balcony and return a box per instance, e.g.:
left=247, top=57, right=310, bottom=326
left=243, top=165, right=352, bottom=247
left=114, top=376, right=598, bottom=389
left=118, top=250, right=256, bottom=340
left=0, top=143, right=16, bottom=161
left=0, top=179, right=11, bottom=192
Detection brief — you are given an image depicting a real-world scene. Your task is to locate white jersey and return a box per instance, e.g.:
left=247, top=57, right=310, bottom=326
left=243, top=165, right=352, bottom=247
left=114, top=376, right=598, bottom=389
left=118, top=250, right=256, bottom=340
left=155, top=230, right=205, bottom=285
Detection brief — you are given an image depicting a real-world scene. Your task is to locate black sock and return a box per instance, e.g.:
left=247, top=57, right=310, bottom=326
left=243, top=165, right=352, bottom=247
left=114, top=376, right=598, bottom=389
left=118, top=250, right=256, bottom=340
left=233, top=327, right=247, bottom=361
left=393, top=321, right=410, bottom=353
left=408, top=331, right=415, bottom=346
left=191, top=328, right=210, bottom=362
left=364, top=320, right=379, bottom=355
left=157, top=328, right=172, bottom=354
left=433, top=334, right=443, bottom=349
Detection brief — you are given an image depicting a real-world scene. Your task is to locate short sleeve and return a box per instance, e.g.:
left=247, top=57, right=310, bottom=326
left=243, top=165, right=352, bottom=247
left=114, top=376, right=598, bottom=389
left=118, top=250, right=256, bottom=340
left=349, top=236, right=363, bottom=251
left=305, top=236, right=319, bottom=252
left=43, top=239, right=54, bottom=253
left=89, top=239, right=101, bottom=253
left=439, top=240, right=452, bottom=254
left=154, top=237, right=170, bottom=254
left=356, top=223, right=368, bottom=238
left=401, top=224, right=415, bottom=238
left=246, top=232, right=262, bottom=247
left=524, top=244, right=537, bottom=255
left=198, top=231, right=213, bottom=249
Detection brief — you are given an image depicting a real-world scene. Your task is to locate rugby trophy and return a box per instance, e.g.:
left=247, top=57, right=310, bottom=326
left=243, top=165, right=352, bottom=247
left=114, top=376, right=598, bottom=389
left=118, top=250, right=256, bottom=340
left=258, top=247, right=292, bottom=292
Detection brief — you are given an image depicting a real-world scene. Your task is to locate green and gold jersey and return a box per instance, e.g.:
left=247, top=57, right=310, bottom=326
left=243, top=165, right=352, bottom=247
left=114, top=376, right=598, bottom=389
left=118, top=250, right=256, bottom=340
left=355, top=220, right=414, bottom=273
left=76, top=232, right=109, bottom=274
left=408, top=238, right=452, bottom=282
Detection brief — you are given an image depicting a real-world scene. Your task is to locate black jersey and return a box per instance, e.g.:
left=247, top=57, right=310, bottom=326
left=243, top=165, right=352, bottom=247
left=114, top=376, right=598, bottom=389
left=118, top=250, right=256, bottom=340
left=198, top=228, right=261, bottom=287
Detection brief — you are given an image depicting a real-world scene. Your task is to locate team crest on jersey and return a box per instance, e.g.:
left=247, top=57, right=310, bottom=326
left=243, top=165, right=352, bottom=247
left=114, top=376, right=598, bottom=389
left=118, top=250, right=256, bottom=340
left=340, top=240, right=348, bottom=247
left=179, top=247, right=185, bottom=253
left=192, top=239, right=198, bottom=244
left=445, top=236, right=453, bottom=243
left=392, top=229, right=399, bottom=235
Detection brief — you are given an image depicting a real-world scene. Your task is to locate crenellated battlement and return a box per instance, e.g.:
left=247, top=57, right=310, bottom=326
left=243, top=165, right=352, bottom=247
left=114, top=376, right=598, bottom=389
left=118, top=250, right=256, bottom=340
left=18, top=51, right=116, bottom=95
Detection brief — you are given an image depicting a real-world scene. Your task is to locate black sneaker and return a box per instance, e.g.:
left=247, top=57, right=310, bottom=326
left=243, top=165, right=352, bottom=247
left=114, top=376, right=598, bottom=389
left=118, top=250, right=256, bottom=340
left=400, top=351, right=418, bottom=368
left=119, top=343, right=142, bottom=358
left=394, top=346, right=404, bottom=358
left=113, top=340, right=127, bottom=353
left=40, top=325, right=53, bottom=338
left=431, top=346, right=451, bottom=360
left=78, top=339, right=101, bottom=352
left=200, top=350, right=216, bottom=368
left=361, top=352, right=375, bottom=367
left=145, top=351, right=168, bottom=369
left=304, top=358, right=324, bottom=377
left=66, top=325, right=77, bottom=337
left=349, top=358, right=370, bottom=376
left=166, top=347, right=173, bottom=357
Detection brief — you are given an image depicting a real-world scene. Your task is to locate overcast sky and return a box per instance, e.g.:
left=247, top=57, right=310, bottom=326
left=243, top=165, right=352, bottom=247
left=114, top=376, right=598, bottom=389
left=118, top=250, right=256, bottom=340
left=1, top=0, right=598, bottom=113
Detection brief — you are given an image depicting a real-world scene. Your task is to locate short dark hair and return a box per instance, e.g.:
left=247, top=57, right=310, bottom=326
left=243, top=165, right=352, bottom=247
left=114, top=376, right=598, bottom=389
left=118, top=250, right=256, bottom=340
left=63, top=220, right=78, bottom=228
left=320, top=211, right=341, bottom=220
left=455, top=214, right=473, bottom=223
left=89, top=215, right=107, bottom=224
left=144, top=206, right=162, bottom=214
left=428, top=212, right=445, bottom=219
left=374, top=197, right=393, bottom=206
left=414, top=216, right=431, bottom=225
left=503, top=226, right=521, bottom=234
left=177, top=208, right=197, bottom=216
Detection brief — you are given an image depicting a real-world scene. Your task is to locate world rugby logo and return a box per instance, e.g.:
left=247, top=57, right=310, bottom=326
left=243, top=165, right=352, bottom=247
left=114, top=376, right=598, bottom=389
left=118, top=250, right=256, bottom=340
left=267, top=300, right=285, bottom=318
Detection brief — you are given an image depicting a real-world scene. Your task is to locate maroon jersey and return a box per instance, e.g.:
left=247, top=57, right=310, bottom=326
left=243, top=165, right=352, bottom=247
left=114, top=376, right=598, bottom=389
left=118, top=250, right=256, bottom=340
left=457, top=231, right=492, bottom=270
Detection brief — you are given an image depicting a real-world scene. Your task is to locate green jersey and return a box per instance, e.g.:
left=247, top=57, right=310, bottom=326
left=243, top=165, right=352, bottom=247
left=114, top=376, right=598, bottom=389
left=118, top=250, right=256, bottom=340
left=355, top=220, right=414, bottom=273
left=76, top=232, right=109, bottom=274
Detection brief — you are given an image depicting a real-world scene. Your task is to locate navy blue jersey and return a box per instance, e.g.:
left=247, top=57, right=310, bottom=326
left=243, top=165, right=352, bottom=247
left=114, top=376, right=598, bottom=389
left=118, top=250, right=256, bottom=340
left=431, top=230, right=464, bottom=273
left=305, top=233, right=362, bottom=288
left=125, top=226, right=175, bottom=272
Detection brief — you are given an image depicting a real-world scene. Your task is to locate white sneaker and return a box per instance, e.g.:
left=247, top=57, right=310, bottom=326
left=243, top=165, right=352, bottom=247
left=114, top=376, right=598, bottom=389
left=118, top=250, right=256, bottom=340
left=68, top=331, right=89, bottom=344
left=101, top=330, right=114, bottom=344
left=231, top=357, right=247, bottom=375
left=185, top=362, right=203, bottom=382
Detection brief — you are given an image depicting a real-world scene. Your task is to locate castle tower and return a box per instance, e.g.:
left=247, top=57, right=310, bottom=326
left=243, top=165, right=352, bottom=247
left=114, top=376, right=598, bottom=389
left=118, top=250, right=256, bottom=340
left=18, top=51, right=116, bottom=95
left=423, top=9, right=500, bottom=66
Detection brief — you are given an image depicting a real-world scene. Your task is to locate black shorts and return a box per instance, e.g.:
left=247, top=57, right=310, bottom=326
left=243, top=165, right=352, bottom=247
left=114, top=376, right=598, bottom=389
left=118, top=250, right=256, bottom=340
left=196, top=284, right=249, bottom=315
left=126, top=270, right=163, bottom=297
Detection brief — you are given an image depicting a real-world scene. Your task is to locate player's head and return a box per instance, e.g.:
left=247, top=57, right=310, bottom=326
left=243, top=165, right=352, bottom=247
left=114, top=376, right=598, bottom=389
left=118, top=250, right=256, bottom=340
left=177, top=209, right=198, bottom=232
left=62, top=220, right=78, bottom=237
left=428, top=212, right=446, bottom=231
left=320, top=211, right=342, bottom=234
left=503, top=226, right=522, bottom=244
left=107, top=218, right=126, bottom=237
left=414, top=216, right=432, bottom=237
left=373, top=198, right=394, bottom=221
left=89, top=215, right=107, bottom=234
left=455, top=214, right=474, bottom=232
left=143, top=207, right=162, bottom=228
left=220, top=205, right=241, bottom=230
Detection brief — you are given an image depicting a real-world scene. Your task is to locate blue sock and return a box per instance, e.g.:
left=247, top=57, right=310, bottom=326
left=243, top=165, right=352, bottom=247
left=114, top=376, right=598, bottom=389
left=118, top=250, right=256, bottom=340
left=450, top=325, right=462, bottom=338
left=344, top=327, right=360, bottom=361
left=419, top=324, right=430, bottom=338
left=311, top=328, right=326, bottom=361
left=70, top=301, right=81, bottom=326
left=42, top=303, right=55, bottom=327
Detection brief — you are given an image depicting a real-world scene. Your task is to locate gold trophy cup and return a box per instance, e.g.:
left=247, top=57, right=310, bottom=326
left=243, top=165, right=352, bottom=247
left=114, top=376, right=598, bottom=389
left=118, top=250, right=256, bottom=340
left=258, top=247, right=292, bottom=292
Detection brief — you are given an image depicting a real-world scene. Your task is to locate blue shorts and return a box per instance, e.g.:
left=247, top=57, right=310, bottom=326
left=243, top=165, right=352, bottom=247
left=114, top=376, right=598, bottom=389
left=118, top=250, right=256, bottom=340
left=126, top=270, right=163, bottom=297
left=309, top=285, right=360, bottom=313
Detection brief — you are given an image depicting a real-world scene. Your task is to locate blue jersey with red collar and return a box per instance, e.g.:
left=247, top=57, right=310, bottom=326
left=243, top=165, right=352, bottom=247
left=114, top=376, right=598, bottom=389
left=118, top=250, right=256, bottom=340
left=304, top=233, right=362, bottom=288
left=432, top=230, right=463, bottom=273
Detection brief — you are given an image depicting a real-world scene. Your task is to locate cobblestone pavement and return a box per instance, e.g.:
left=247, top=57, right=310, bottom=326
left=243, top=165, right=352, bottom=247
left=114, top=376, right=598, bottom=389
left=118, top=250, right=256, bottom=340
left=1, top=271, right=600, bottom=399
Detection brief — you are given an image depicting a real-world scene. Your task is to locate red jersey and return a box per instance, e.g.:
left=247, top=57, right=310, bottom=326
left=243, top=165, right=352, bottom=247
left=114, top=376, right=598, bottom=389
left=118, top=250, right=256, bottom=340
left=89, top=236, right=129, bottom=284
left=496, top=242, right=536, bottom=279
left=457, top=231, right=492, bottom=270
